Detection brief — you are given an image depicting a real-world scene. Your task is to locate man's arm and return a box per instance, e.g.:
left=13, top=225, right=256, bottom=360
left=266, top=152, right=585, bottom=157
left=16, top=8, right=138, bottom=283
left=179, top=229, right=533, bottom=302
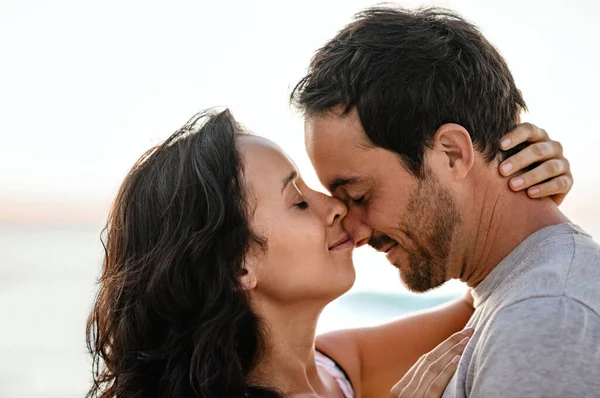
left=470, top=296, right=600, bottom=397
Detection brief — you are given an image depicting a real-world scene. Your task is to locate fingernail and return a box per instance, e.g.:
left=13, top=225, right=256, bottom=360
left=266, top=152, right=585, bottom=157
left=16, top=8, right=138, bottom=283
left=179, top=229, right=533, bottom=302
left=501, top=138, right=512, bottom=149
left=460, top=337, right=470, bottom=345
left=452, top=355, right=461, bottom=364
left=461, top=327, right=474, bottom=336
left=511, top=177, right=524, bottom=188
left=529, top=187, right=540, bottom=196
left=501, top=162, right=513, bottom=174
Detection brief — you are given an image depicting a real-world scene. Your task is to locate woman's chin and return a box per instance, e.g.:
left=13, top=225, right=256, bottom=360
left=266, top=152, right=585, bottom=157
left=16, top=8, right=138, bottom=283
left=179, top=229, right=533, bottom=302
left=325, top=267, right=356, bottom=302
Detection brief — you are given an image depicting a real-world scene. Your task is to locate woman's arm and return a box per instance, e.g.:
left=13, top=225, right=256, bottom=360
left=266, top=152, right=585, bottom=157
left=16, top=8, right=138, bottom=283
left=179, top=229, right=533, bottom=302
left=316, top=291, right=473, bottom=398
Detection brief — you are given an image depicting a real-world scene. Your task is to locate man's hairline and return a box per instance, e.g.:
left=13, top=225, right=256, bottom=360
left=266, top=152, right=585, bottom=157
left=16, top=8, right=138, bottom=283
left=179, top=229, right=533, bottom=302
left=303, top=104, right=505, bottom=184
left=303, top=104, right=427, bottom=187
left=302, top=105, right=377, bottom=150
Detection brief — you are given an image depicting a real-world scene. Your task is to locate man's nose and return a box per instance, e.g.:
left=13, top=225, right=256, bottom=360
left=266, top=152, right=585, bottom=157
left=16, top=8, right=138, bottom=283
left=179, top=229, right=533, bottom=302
left=341, top=208, right=372, bottom=248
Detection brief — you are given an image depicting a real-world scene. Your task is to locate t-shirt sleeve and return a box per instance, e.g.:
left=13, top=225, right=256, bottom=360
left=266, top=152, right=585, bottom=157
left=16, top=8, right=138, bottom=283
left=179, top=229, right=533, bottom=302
left=470, top=296, right=600, bottom=398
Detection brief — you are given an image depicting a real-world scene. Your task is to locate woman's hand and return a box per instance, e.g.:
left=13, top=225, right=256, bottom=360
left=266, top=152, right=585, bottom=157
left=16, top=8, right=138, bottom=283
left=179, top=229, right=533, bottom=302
left=499, top=123, right=573, bottom=205
left=389, top=328, right=474, bottom=398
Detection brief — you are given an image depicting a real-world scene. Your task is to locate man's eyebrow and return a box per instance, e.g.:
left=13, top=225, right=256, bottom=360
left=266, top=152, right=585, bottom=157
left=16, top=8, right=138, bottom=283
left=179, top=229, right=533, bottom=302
left=328, top=176, right=363, bottom=193
left=281, top=171, right=297, bottom=193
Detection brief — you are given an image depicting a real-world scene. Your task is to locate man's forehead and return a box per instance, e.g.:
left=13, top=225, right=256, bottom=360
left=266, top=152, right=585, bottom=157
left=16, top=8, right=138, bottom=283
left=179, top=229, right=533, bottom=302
left=303, top=109, right=378, bottom=190
left=304, top=108, right=370, bottom=146
left=309, top=143, right=371, bottom=186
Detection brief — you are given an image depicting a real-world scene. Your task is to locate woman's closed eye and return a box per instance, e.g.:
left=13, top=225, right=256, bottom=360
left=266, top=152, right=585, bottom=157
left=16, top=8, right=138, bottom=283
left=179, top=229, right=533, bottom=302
left=295, top=200, right=310, bottom=210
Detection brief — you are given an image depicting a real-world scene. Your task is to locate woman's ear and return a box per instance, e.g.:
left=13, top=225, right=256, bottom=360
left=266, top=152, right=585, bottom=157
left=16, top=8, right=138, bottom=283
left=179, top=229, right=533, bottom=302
left=239, top=255, right=258, bottom=291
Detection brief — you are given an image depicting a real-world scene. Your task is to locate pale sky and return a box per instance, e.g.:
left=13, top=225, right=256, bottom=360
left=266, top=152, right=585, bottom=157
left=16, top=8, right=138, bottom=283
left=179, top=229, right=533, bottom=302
left=1, top=0, right=599, bottom=228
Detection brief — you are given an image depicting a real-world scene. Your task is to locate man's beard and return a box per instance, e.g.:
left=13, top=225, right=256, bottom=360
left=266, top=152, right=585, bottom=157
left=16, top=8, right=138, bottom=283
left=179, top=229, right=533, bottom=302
left=370, top=171, right=461, bottom=292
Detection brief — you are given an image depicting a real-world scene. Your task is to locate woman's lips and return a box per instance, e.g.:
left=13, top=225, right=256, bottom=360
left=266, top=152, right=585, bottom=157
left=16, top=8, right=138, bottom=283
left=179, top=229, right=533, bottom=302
left=329, top=234, right=353, bottom=250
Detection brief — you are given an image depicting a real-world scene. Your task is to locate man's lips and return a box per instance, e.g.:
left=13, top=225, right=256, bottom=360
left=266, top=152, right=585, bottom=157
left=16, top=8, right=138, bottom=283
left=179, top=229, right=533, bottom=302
left=386, top=244, right=409, bottom=267
left=329, top=233, right=353, bottom=250
left=374, top=242, right=397, bottom=253
left=383, top=243, right=397, bottom=253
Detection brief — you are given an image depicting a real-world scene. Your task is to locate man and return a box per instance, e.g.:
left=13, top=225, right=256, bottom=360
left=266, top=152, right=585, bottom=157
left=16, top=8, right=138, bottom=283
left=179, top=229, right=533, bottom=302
left=292, top=6, right=600, bottom=397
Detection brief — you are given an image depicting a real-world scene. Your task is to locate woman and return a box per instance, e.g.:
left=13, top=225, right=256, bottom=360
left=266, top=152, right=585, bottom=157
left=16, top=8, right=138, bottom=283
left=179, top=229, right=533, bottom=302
left=87, top=109, right=572, bottom=398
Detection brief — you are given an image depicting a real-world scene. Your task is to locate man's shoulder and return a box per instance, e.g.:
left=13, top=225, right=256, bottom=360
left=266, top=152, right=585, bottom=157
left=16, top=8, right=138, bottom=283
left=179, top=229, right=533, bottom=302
left=520, top=229, right=600, bottom=311
left=490, top=228, right=600, bottom=314
left=472, top=296, right=600, bottom=366
left=463, top=227, right=600, bottom=397
left=563, top=231, right=600, bottom=310
left=470, top=297, right=600, bottom=397
left=493, top=295, right=600, bottom=328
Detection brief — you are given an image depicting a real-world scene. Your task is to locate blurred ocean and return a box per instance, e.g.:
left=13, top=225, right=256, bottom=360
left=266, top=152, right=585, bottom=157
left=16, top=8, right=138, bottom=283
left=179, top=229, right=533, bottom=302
left=0, top=223, right=460, bottom=398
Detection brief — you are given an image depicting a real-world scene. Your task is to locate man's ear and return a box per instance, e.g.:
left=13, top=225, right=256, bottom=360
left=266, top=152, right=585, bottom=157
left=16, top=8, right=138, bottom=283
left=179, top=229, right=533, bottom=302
left=432, top=123, right=474, bottom=180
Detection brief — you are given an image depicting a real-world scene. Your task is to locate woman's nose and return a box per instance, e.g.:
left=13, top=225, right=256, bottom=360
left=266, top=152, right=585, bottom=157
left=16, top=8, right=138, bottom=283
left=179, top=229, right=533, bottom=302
left=325, top=195, right=348, bottom=226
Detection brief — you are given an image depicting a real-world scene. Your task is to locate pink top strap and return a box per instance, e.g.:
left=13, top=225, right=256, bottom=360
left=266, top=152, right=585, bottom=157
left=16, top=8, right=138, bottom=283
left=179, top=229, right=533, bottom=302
left=315, top=350, right=354, bottom=398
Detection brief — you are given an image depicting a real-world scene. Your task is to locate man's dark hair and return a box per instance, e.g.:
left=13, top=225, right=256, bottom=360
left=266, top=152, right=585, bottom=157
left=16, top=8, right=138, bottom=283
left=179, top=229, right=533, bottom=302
left=291, top=6, right=526, bottom=176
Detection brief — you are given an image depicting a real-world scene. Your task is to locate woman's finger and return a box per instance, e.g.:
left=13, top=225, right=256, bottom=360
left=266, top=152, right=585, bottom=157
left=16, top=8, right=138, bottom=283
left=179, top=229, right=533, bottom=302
left=499, top=122, right=549, bottom=151
left=508, top=159, right=568, bottom=191
left=411, top=337, right=469, bottom=396
left=526, top=175, right=573, bottom=199
left=498, top=122, right=573, bottom=206
left=390, top=355, right=425, bottom=397
left=424, top=357, right=461, bottom=398
left=419, top=328, right=472, bottom=361
left=499, top=141, right=562, bottom=177
left=398, top=355, right=436, bottom=396
left=396, top=329, right=473, bottom=397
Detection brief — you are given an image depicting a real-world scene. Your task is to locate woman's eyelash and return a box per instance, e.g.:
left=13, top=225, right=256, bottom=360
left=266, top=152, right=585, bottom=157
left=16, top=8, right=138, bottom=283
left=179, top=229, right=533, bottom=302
left=295, top=201, right=309, bottom=210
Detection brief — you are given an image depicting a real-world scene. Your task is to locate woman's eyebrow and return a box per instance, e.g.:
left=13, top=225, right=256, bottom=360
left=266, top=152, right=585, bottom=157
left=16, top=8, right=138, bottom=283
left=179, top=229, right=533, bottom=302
left=281, top=171, right=297, bottom=193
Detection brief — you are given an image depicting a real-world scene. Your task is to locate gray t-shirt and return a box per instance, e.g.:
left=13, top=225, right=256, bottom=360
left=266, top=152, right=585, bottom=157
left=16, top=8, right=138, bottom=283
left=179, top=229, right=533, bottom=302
left=442, top=223, right=600, bottom=398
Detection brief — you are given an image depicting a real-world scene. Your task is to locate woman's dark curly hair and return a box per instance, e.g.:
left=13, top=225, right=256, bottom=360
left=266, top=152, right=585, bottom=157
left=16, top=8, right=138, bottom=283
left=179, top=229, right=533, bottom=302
left=86, top=109, right=282, bottom=397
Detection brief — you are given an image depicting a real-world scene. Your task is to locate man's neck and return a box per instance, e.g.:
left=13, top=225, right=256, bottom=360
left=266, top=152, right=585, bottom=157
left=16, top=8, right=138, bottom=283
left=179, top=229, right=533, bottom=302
left=458, top=180, right=568, bottom=288
left=248, top=299, right=332, bottom=397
